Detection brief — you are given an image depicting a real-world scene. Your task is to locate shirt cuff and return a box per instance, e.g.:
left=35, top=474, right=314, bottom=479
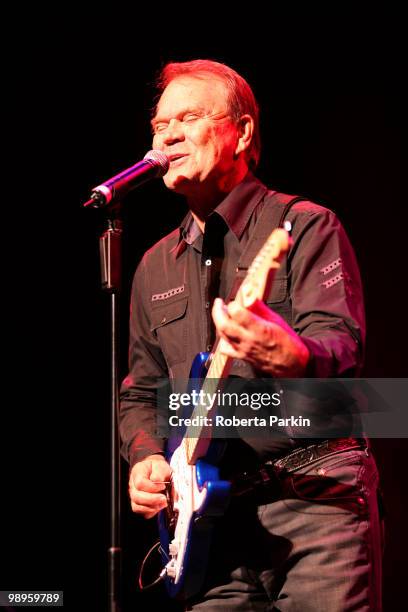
left=128, top=440, right=166, bottom=469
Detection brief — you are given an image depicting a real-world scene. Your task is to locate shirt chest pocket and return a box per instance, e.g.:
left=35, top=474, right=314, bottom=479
left=266, top=275, right=292, bottom=325
left=150, top=297, right=188, bottom=367
left=266, top=275, right=287, bottom=304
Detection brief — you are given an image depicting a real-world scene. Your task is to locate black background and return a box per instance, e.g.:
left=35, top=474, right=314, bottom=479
left=2, top=7, right=406, bottom=611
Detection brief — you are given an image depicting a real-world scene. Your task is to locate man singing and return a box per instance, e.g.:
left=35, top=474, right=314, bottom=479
left=119, top=59, right=383, bottom=611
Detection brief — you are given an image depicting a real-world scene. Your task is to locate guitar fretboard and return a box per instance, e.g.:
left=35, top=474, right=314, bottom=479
left=182, top=228, right=291, bottom=464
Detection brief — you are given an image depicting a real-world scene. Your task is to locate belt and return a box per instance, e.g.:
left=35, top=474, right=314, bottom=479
left=231, top=437, right=368, bottom=498
left=268, top=437, right=368, bottom=472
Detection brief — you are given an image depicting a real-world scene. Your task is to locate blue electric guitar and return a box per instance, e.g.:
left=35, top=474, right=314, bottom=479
left=158, top=227, right=291, bottom=599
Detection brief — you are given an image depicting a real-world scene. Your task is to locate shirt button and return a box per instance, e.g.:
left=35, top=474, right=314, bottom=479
left=206, top=345, right=212, bottom=351
left=205, top=301, right=210, bottom=309
left=205, top=259, right=212, bottom=266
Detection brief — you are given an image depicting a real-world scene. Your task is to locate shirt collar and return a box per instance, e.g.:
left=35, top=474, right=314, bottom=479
left=173, top=172, right=268, bottom=257
left=171, top=211, right=199, bottom=257
left=181, top=214, right=202, bottom=245
left=211, top=171, right=268, bottom=239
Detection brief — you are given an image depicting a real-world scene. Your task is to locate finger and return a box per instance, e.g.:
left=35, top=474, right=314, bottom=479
left=129, top=488, right=168, bottom=509
left=130, top=501, right=163, bottom=518
left=227, top=301, right=276, bottom=335
left=247, top=299, right=293, bottom=331
left=246, top=298, right=275, bottom=319
left=212, top=299, right=250, bottom=343
left=130, top=474, right=166, bottom=493
left=218, top=337, right=243, bottom=359
left=228, top=301, right=289, bottom=349
left=212, top=297, right=229, bottom=328
left=226, top=301, right=258, bottom=327
left=213, top=299, right=265, bottom=338
left=150, top=460, right=172, bottom=483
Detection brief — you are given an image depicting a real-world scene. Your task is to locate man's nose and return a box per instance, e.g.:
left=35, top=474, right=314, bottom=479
left=160, top=118, right=185, bottom=146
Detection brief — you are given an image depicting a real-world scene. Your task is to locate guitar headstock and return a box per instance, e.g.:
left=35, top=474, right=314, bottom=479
left=239, top=228, right=292, bottom=308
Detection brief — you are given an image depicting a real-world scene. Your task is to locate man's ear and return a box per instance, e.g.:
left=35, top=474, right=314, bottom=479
left=234, top=114, right=254, bottom=156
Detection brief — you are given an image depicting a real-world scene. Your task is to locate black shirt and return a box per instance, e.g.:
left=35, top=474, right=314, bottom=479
left=119, top=172, right=365, bottom=468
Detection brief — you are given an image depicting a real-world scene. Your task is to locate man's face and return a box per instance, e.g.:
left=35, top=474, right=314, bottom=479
left=151, top=76, right=241, bottom=194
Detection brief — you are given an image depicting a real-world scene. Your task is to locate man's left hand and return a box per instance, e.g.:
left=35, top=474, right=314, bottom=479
left=212, top=298, right=310, bottom=377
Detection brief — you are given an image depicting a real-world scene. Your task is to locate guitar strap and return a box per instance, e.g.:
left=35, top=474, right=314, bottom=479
left=225, top=192, right=306, bottom=303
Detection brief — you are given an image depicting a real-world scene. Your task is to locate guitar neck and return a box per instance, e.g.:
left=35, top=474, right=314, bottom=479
left=184, top=349, right=232, bottom=464
left=183, top=228, right=291, bottom=465
left=183, top=282, right=250, bottom=463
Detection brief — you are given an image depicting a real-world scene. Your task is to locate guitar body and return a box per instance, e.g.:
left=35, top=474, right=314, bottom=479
left=159, top=352, right=231, bottom=600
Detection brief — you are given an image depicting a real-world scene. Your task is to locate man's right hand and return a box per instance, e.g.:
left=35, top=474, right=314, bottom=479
left=128, top=454, right=171, bottom=519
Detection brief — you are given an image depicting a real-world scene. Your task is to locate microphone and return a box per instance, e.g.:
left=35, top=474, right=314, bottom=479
left=83, top=150, right=169, bottom=207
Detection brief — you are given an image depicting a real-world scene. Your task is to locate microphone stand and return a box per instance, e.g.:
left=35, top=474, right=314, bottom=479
left=83, top=152, right=169, bottom=610
left=99, top=208, right=123, bottom=612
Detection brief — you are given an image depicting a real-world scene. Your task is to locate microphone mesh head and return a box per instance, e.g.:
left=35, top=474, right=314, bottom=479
left=144, top=150, right=170, bottom=175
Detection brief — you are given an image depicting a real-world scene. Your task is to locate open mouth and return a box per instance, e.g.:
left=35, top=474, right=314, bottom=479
left=169, top=154, right=188, bottom=164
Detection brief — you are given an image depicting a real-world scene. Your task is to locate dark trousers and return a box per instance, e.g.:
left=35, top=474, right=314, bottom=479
left=185, top=448, right=383, bottom=611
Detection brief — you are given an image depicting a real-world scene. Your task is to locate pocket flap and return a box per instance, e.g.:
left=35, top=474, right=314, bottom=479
left=150, top=297, right=188, bottom=332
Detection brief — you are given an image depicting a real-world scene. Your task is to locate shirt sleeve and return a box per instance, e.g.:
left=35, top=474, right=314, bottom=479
left=119, top=255, right=168, bottom=467
left=288, top=206, right=366, bottom=377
